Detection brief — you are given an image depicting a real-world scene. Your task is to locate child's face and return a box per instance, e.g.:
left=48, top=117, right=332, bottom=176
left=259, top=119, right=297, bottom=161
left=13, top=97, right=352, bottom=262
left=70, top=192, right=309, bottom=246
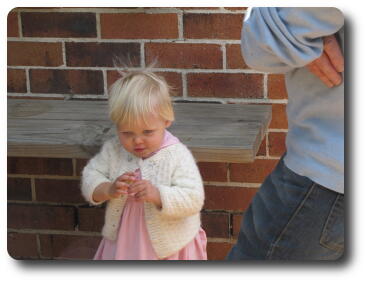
left=117, top=113, right=172, bottom=159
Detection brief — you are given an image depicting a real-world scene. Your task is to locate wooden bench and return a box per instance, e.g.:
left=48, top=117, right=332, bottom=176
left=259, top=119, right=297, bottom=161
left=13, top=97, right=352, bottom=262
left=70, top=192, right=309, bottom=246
left=7, top=99, right=272, bottom=163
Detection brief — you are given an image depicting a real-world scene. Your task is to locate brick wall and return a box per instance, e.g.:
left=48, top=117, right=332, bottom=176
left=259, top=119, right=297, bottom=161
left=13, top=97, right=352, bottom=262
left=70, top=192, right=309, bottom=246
left=7, top=7, right=288, bottom=260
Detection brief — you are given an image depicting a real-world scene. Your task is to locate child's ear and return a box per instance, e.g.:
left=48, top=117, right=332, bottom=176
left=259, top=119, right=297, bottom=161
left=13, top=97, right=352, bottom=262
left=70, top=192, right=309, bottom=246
left=165, top=120, right=172, bottom=128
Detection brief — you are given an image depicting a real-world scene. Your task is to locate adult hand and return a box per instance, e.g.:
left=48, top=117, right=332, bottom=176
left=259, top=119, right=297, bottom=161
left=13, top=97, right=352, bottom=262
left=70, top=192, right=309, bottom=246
left=306, top=35, right=344, bottom=88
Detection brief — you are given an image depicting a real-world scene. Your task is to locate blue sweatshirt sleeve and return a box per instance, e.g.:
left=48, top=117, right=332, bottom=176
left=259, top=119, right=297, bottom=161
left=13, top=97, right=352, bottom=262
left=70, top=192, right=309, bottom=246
left=241, top=7, right=344, bottom=73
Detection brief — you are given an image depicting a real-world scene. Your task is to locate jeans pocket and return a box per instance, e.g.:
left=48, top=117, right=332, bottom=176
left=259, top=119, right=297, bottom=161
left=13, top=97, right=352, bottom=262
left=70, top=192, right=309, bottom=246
left=320, top=194, right=344, bottom=252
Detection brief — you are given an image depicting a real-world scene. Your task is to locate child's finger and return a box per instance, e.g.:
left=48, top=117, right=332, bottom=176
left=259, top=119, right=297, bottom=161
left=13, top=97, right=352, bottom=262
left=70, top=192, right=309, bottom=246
left=119, top=172, right=134, bottom=178
left=118, top=171, right=135, bottom=179
left=130, top=180, right=144, bottom=190
left=116, top=188, right=128, bottom=195
left=116, top=181, right=129, bottom=190
left=118, top=174, right=135, bottom=184
left=128, top=183, right=145, bottom=195
left=134, top=191, right=147, bottom=201
left=129, top=180, right=145, bottom=187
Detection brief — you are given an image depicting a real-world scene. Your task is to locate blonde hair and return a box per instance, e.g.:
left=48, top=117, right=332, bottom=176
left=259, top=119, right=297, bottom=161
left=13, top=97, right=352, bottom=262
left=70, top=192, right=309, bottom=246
left=108, top=69, right=175, bottom=127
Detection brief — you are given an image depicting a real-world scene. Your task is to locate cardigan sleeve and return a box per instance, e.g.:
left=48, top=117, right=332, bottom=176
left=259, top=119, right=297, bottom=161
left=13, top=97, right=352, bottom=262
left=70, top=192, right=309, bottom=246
left=241, top=7, right=344, bottom=73
left=81, top=139, right=114, bottom=205
left=156, top=145, right=205, bottom=220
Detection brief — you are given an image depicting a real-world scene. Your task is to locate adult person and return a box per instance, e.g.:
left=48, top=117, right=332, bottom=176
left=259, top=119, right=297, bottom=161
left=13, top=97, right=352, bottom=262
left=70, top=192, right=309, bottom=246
left=226, top=7, right=344, bottom=260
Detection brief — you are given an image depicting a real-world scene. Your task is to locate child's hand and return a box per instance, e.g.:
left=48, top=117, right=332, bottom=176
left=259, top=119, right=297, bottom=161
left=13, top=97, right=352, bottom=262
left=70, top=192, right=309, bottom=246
left=128, top=180, right=162, bottom=208
left=108, top=172, right=136, bottom=199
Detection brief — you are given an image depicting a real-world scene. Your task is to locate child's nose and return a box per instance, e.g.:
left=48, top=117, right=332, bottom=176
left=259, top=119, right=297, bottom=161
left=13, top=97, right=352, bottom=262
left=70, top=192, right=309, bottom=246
left=133, top=136, right=143, bottom=144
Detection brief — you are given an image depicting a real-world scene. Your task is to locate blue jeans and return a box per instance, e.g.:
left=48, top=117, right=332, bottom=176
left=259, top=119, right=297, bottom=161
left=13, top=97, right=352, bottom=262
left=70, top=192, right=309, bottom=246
left=226, top=157, right=344, bottom=260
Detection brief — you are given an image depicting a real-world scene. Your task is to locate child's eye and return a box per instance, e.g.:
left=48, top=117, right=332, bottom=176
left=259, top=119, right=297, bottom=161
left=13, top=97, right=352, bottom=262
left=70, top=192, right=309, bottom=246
left=143, top=130, right=154, bottom=135
left=121, top=132, right=133, bottom=137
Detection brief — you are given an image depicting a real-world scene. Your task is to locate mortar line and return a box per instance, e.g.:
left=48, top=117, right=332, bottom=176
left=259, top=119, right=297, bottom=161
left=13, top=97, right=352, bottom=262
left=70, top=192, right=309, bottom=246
left=30, top=177, right=36, bottom=201
left=222, top=43, right=227, bottom=70
left=25, top=68, right=31, bottom=94
left=96, top=12, right=101, bottom=39
left=178, top=10, right=184, bottom=39
left=17, top=10, right=23, bottom=38
left=7, top=37, right=242, bottom=44
left=140, top=42, right=145, bottom=67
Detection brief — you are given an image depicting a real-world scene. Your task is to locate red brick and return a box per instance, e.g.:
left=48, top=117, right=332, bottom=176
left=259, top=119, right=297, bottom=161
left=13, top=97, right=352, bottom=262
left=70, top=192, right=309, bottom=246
left=35, top=179, right=85, bottom=203
left=198, top=162, right=228, bottom=182
left=7, top=157, right=73, bottom=176
left=65, top=42, right=140, bottom=67
left=7, top=68, right=27, bottom=93
left=78, top=207, right=105, bottom=232
left=107, top=70, right=182, bottom=97
left=7, top=41, right=63, bottom=66
left=224, top=7, right=248, bottom=11
left=179, top=7, right=220, bottom=10
left=226, top=44, right=249, bottom=69
left=184, top=14, right=243, bottom=39
left=107, top=70, right=127, bottom=86
left=8, top=233, right=38, bottom=259
left=7, top=177, right=32, bottom=201
left=30, top=69, right=104, bottom=95
left=158, top=72, right=183, bottom=97
left=204, top=186, right=258, bottom=211
left=8, top=204, right=75, bottom=230
left=207, top=241, right=233, bottom=260
left=187, top=73, right=263, bottom=98
left=268, top=132, right=286, bottom=157
left=7, top=11, right=19, bottom=37
left=201, top=212, right=230, bottom=238
left=268, top=74, right=288, bottom=99
left=145, top=43, right=222, bottom=69
left=101, top=13, right=178, bottom=39
left=7, top=96, right=64, bottom=101
left=76, top=158, right=89, bottom=177
left=21, top=12, right=97, bottom=38
left=270, top=104, right=288, bottom=129
left=232, top=213, right=244, bottom=237
left=39, top=234, right=101, bottom=259
left=230, top=159, right=279, bottom=183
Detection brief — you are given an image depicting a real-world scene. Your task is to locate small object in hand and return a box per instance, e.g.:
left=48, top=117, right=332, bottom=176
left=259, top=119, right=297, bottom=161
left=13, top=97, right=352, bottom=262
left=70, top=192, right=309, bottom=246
left=126, top=179, right=137, bottom=197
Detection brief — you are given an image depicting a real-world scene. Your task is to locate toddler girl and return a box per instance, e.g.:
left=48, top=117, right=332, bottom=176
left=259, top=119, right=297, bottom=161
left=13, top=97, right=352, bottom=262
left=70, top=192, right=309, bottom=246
left=81, top=69, right=207, bottom=260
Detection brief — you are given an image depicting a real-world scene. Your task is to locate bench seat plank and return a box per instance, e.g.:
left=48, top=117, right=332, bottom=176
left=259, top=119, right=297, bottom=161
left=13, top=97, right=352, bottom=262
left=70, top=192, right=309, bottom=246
left=8, top=99, right=272, bottom=163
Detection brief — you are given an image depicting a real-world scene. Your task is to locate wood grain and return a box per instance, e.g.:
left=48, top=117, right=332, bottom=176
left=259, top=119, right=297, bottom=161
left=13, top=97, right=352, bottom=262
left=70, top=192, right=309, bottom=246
left=7, top=99, right=271, bottom=163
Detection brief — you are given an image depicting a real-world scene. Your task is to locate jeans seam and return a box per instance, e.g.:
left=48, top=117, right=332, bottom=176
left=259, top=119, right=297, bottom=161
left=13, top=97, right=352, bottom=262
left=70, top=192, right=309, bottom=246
left=319, top=194, right=344, bottom=252
left=266, top=182, right=317, bottom=259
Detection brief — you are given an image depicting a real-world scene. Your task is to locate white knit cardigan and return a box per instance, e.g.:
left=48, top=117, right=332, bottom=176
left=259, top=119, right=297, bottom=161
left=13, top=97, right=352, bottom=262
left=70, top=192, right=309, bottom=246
left=81, top=136, right=205, bottom=259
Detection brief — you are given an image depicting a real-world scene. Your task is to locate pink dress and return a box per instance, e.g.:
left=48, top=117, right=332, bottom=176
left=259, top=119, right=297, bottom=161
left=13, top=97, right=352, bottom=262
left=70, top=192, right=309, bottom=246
left=93, top=131, right=207, bottom=260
